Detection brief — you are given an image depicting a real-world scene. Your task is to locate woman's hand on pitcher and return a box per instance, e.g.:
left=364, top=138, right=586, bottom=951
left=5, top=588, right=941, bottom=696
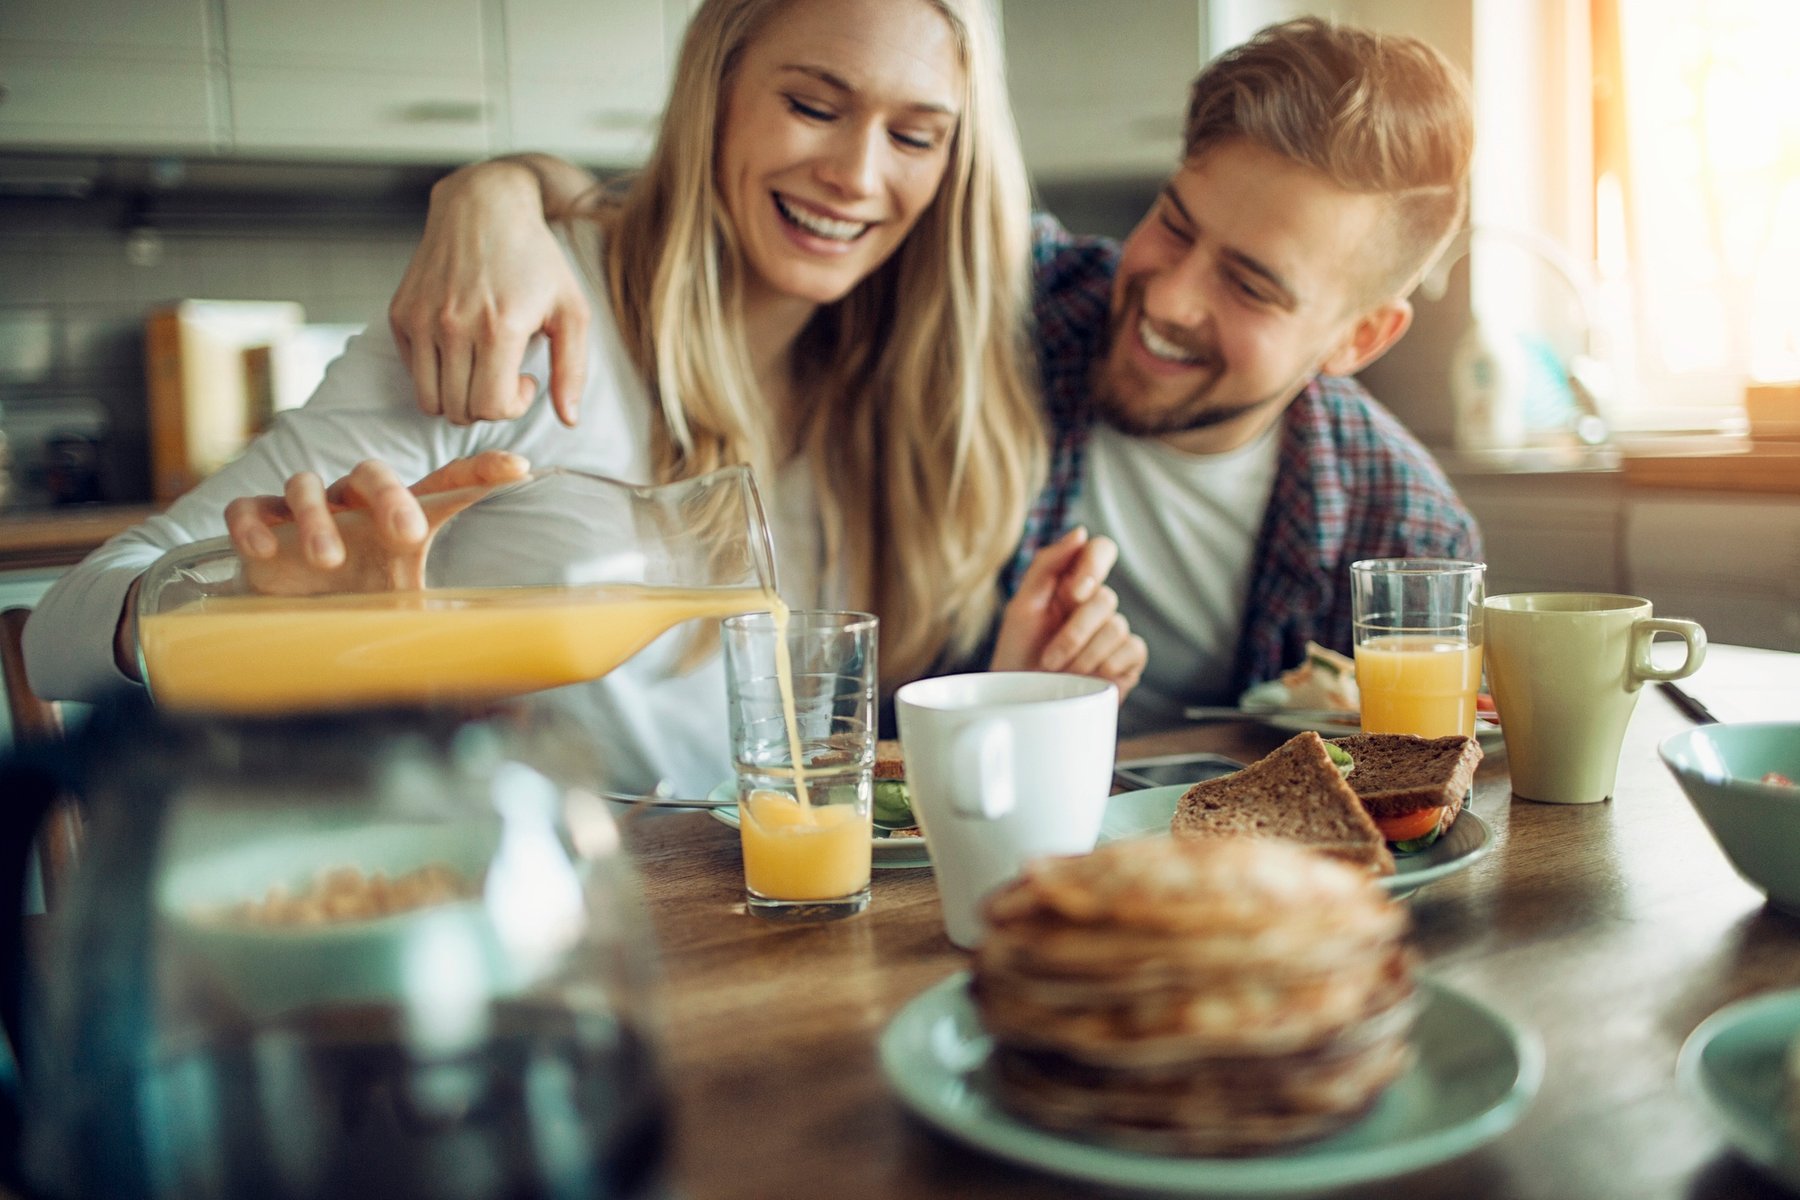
left=222, top=451, right=531, bottom=595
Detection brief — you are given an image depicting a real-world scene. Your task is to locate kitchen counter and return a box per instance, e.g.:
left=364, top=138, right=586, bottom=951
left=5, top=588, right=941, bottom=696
left=0, top=505, right=155, bottom=571
left=1434, top=444, right=1622, bottom=476
left=1436, top=435, right=1800, bottom=496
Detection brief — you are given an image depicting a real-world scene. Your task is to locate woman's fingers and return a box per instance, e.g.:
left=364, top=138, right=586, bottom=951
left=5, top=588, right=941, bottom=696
left=410, top=450, right=531, bottom=495
left=1014, top=526, right=1090, bottom=605
left=1056, top=534, right=1119, bottom=608
left=223, top=494, right=290, bottom=560
left=326, top=460, right=428, bottom=548
left=282, top=472, right=342, bottom=568
left=1099, top=634, right=1149, bottom=698
left=1039, top=585, right=1121, bottom=673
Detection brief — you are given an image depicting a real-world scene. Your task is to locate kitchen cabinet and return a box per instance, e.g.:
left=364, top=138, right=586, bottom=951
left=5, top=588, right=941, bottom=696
left=0, top=0, right=697, bottom=166
left=1623, top=491, right=1800, bottom=652
left=503, top=0, right=696, bottom=165
left=221, top=0, right=500, bottom=160
left=1000, top=0, right=1203, bottom=182
left=1448, top=471, right=1626, bottom=596
left=0, top=0, right=222, bottom=152
left=1448, top=465, right=1800, bottom=652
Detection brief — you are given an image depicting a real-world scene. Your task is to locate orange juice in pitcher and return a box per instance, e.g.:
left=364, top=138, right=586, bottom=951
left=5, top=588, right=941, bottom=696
left=134, top=465, right=781, bottom=714
left=139, top=583, right=774, bottom=713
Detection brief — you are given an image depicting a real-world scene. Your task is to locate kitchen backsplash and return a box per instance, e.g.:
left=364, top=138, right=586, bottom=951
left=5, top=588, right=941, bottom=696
left=0, top=194, right=423, bottom=508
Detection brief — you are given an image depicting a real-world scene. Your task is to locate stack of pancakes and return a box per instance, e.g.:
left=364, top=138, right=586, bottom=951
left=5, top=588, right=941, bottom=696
left=972, top=835, right=1415, bottom=1155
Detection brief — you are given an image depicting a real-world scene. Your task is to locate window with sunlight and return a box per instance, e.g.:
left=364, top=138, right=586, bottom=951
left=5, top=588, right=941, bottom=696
left=1595, top=0, right=1800, bottom=426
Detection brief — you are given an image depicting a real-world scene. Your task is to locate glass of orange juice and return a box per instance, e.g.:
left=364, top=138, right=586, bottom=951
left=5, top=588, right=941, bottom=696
left=722, top=611, right=877, bottom=921
left=1350, top=558, right=1485, bottom=738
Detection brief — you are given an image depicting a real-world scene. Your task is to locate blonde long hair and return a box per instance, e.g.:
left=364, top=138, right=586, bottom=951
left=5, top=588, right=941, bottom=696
left=589, top=0, right=1042, bottom=685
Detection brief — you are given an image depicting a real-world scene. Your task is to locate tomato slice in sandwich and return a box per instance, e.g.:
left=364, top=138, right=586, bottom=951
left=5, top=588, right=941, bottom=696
left=1373, top=807, right=1443, bottom=843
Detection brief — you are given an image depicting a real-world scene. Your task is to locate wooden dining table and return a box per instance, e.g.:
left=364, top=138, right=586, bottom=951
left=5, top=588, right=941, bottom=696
left=625, top=641, right=1800, bottom=1200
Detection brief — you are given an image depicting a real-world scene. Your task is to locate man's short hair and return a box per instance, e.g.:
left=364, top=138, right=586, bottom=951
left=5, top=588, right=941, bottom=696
left=1183, top=17, right=1474, bottom=304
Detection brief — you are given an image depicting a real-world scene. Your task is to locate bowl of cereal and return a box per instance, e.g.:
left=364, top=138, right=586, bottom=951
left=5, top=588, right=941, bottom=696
left=157, top=817, right=519, bottom=1018
left=1661, top=722, right=1800, bottom=913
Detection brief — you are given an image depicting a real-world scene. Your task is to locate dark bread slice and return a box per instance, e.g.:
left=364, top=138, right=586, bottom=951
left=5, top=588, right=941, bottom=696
left=1171, top=732, right=1394, bottom=876
left=1329, top=734, right=1482, bottom=827
left=874, top=739, right=905, bottom=781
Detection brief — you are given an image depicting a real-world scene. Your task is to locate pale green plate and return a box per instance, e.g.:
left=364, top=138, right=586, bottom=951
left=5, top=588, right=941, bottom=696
left=707, top=781, right=932, bottom=869
left=1101, top=785, right=1493, bottom=899
left=1238, top=680, right=1505, bottom=748
left=880, top=972, right=1541, bottom=1196
left=1677, top=988, right=1800, bottom=1189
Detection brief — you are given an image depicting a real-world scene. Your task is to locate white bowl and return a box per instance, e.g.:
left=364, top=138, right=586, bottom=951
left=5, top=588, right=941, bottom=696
left=157, top=819, right=520, bottom=1018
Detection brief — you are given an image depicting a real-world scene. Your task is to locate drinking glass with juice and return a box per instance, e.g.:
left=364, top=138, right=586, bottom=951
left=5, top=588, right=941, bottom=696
left=1350, top=559, right=1486, bottom=739
left=723, top=611, right=878, bottom=921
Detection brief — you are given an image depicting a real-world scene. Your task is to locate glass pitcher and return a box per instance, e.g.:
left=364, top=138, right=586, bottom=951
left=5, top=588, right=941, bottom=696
left=135, top=465, right=779, bottom=714
left=0, top=694, right=673, bottom=1200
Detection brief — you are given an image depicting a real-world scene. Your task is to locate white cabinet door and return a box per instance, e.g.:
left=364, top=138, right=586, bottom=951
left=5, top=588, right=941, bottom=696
left=1001, top=0, right=1202, bottom=182
left=0, top=0, right=221, bottom=151
left=221, top=0, right=499, bottom=160
left=502, top=0, right=690, bottom=165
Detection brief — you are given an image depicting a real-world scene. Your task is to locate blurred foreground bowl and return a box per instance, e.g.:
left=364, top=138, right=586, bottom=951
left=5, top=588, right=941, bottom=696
left=1661, top=723, right=1800, bottom=913
left=157, top=819, right=521, bottom=1019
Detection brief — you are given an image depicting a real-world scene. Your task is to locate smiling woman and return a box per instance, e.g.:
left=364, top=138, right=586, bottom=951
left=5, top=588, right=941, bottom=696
left=22, top=0, right=1062, bottom=800
left=715, top=0, right=965, bottom=313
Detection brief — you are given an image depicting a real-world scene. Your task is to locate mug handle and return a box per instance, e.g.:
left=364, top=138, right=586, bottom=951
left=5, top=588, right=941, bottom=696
left=948, top=719, right=1015, bottom=820
left=1630, top=617, right=1708, bottom=683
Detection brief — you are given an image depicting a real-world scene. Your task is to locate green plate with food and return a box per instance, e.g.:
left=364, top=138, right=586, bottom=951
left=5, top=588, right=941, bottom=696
left=709, top=741, right=931, bottom=869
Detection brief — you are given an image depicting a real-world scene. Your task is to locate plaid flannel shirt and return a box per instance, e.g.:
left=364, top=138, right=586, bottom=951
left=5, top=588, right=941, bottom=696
left=1005, top=214, right=1484, bottom=695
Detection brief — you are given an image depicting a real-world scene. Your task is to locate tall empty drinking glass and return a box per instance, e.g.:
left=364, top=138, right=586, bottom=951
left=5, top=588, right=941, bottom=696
left=722, top=611, right=877, bottom=921
left=1351, top=558, right=1485, bottom=738
left=135, top=465, right=778, bottom=713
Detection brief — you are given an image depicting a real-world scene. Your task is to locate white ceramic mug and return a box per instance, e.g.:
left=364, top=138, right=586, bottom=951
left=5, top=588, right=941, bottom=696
left=894, top=672, right=1118, bottom=948
left=1485, top=593, right=1707, bottom=805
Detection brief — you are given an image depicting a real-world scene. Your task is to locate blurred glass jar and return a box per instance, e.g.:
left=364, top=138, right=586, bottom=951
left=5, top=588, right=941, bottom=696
left=0, top=695, right=673, bottom=1200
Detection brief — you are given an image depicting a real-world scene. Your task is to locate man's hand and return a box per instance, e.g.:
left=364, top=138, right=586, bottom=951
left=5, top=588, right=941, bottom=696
left=221, top=451, right=531, bottom=595
left=388, top=159, right=592, bottom=427
left=990, top=527, right=1147, bottom=699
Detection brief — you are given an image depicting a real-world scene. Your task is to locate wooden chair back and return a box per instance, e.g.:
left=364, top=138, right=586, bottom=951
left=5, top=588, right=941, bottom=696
left=2, top=607, right=82, bottom=908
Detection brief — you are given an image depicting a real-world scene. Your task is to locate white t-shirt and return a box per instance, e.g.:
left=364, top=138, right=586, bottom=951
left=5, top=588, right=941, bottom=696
left=1069, top=422, right=1281, bottom=734
left=24, top=221, right=825, bottom=797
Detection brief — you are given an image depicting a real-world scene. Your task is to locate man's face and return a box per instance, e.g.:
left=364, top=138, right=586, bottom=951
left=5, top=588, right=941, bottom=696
left=1092, top=137, right=1407, bottom=455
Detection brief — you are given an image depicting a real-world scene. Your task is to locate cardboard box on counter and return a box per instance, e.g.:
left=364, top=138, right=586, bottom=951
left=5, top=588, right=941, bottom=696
left=144, top=300, right=303, bottom=503
left=1747, top=382, right=1800, bottom=442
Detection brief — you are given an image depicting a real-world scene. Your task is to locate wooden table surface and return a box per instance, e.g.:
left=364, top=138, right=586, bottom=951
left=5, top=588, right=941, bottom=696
left=621, top=642, right=1800, bottom=1200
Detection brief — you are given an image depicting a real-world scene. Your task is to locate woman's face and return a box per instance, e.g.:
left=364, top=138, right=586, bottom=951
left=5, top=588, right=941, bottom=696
left=717, top=0, right=964, bottom=312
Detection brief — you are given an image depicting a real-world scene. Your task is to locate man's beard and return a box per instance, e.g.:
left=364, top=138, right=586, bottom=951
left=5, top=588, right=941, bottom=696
left=1089, top=290, right=1284, bottom=440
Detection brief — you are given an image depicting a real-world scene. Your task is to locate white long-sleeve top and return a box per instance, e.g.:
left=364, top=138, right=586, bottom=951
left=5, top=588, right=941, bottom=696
left=24, top=222, right=825, bottom=797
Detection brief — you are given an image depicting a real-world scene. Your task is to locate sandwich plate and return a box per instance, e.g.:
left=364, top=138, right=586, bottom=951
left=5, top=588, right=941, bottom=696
left=1232, top=680, right=1505, bottom=748
left=1096, top=785, right=1493, bottom=899
left=880, top=972, right=1542, bottom=1196
left=1677, top=988, right=1800, bottom=1190
left=706, top=781, right=931, bottom=869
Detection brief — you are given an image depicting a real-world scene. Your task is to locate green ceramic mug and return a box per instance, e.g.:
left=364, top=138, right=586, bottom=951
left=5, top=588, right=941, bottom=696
left=1484, top=593, right=1707, bottom=804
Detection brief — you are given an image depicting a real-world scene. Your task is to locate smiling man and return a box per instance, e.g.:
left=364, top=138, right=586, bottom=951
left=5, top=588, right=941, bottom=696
left=1008, top=17, right=1482, bottom=731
